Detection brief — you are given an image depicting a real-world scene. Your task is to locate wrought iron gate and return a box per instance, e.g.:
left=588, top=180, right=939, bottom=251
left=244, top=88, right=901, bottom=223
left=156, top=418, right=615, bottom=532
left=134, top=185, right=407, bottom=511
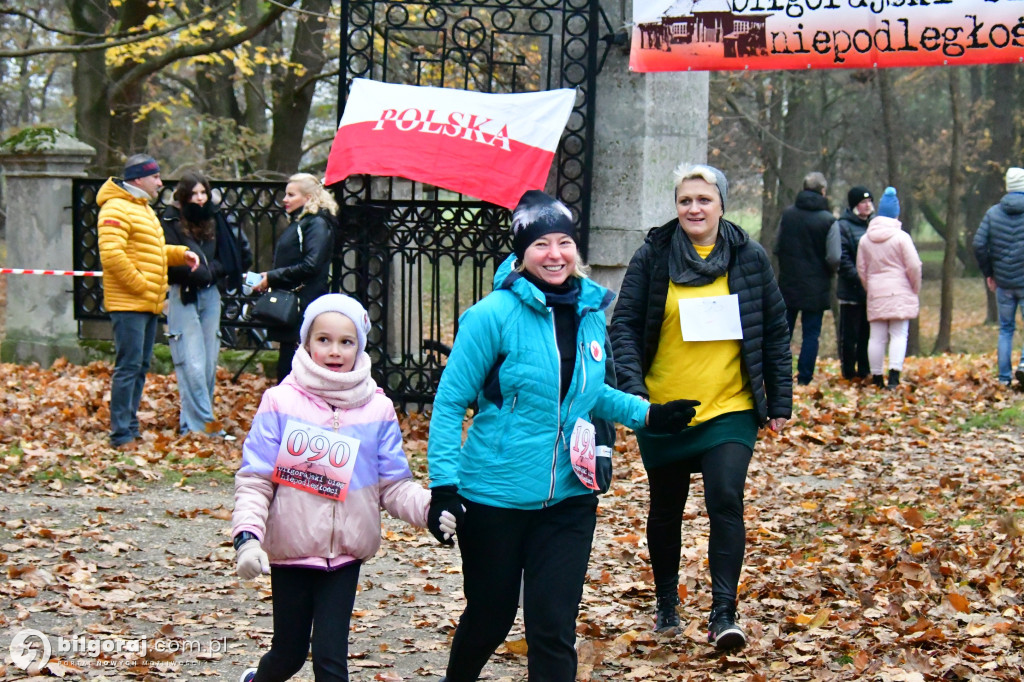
left=336, top=0, right=600, bottom=405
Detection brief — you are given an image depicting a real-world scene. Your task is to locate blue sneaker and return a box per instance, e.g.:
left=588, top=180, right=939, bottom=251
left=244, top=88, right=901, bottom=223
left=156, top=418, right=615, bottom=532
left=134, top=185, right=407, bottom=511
left=239, top=668, right=257, bottom=682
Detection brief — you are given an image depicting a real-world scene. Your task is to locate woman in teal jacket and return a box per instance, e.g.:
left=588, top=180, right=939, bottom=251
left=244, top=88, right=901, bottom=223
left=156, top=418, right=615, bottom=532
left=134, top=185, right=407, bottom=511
left=426, top=190, right=698, bottom=682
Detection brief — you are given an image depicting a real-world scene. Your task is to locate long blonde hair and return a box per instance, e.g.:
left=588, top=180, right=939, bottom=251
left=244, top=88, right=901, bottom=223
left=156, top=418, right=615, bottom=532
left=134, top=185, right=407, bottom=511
left=288, top=173, right=339, bottom=217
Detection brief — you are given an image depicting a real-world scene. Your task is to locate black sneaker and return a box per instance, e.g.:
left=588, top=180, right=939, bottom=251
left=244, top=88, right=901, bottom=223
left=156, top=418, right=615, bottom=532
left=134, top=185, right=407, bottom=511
left=654, top=592, right=680, bottom=632
left=1015, top=366, right=1024, bottom=387
left=707, top=604, right=747, bottom=651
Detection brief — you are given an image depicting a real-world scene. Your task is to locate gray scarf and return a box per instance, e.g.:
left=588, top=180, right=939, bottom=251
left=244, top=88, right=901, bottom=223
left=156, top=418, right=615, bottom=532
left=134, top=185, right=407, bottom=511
left=668, top=222, right=731, bottom=287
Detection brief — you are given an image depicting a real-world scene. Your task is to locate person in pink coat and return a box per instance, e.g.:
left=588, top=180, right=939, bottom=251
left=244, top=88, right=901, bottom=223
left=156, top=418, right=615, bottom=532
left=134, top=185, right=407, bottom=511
left=856, top=187, right=922, bottom=388
left=232, top=294, right=456, bottom=682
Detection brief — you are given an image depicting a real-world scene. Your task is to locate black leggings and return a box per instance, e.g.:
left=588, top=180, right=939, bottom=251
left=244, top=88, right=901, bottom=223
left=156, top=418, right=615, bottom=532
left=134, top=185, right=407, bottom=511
left=252, top=563, right=360, bottom=682
left=646, top=441, right=752, bottom=604
left=446, top=495, right=598, bottom=682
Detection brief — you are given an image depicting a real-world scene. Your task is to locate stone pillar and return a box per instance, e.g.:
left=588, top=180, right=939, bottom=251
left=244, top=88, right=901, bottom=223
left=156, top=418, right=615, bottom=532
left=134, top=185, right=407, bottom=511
left=588, top=3, right=709, bottom=312
left=0, top=128, right=96, bottom=365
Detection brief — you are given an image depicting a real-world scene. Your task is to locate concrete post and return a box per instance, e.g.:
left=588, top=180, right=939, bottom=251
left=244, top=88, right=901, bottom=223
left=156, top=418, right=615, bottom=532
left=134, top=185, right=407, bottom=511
left=0, top=128, right=96, bottom=365
left=588, top=2, right=709, bottom=311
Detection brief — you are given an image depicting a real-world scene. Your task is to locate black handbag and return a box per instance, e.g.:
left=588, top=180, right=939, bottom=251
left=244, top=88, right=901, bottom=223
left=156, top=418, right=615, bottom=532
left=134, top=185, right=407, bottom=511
left=250, top=289, right=301, bottom=328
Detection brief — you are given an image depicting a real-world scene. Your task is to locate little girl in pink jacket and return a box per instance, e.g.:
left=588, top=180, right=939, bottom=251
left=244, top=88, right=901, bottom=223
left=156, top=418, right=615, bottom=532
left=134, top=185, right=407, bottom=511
left=856, top=187, right=922, bottom=389
left=232, top=294, right=455, bottom=682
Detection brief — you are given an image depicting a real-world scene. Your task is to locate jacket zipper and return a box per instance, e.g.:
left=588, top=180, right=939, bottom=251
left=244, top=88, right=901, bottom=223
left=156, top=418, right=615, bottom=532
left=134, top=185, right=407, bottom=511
left=329, top=407, right=340, bottom=560
left=546, top=308, right=560, bottom=506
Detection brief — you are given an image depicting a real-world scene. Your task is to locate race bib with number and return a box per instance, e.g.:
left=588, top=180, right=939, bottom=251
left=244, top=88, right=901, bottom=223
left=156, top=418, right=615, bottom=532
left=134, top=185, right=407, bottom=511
left=272, top=419, right=360, bottom=501
left=570, top=418, right=599, bottom=490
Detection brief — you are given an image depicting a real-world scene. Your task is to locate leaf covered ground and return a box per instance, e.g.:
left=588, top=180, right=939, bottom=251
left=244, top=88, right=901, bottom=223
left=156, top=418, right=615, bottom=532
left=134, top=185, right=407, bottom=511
left=1, top=354, right=1023, bottom=681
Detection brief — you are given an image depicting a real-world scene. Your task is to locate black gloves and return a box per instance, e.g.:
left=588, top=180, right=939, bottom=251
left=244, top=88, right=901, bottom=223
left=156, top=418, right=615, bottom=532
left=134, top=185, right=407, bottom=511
left=428, top=485, right=465, bottom=546
left=646, top=399, right=701, bottom=434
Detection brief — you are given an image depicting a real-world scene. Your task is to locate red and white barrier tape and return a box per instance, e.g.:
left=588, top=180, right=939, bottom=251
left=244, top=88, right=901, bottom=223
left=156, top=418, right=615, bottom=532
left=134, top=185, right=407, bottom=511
left=0, top=268, right=103, bottom=277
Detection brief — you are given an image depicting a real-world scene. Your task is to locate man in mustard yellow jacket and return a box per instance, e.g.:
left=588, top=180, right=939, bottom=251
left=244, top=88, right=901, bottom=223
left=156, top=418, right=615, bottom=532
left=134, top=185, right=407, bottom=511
left=98, top=155, right=199, bottom=447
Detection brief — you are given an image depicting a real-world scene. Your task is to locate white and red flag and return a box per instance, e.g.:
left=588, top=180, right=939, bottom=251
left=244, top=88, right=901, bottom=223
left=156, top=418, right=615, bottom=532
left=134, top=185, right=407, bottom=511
left=324, top=79, right=576, bottom=209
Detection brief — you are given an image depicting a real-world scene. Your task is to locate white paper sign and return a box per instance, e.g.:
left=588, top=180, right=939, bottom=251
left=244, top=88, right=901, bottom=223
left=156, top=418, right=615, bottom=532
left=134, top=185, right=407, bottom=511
left=677, top=294, right=743, bottom=342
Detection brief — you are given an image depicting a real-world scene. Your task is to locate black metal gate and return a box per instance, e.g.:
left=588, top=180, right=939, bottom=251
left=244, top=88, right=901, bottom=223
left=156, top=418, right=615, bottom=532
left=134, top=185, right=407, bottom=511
left=336, top=0, right=600, bottom=405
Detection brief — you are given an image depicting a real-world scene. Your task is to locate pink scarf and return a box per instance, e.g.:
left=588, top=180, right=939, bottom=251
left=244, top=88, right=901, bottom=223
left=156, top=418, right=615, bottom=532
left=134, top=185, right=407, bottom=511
left=290, top=346, right=377, bottom=410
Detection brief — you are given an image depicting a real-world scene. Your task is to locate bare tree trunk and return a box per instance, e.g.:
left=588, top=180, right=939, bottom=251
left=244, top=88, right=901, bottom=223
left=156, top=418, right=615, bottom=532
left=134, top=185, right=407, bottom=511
left=980, top=64, right=1016, bottom=323
left=266, top=0, right=333, bottom=175
left=934, top=71, right=963, bottom=353
left=757, top=76, right=785, bottom=264
left=68, top=0, right=115, bottom=172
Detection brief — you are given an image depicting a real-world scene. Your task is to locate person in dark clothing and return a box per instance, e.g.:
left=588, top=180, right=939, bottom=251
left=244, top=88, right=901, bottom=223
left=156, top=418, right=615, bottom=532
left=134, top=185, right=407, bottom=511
left=610, top=164, right=792, bottom=652
left=252, top=173, right=336, bottom=384
left=775, top=171, right=834, bottom=385
left=162, top=171, right=252, bottom=436
left=826, top=186, right=874, bottom=381
left=973, top=167, right=1024, bottom=387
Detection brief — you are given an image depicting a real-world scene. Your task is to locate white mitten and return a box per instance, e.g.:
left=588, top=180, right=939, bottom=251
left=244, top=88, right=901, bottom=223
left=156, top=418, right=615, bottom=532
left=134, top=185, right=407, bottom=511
left=236, top=539, right=270, bottom=579
left=438, top=509, right=462, bottom=542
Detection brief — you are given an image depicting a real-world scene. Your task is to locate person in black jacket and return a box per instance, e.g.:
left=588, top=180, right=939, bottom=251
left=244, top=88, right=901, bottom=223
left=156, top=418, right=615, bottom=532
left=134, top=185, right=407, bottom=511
left=826, top=186, right=874, bottom=381
left=610, top=163, right=792, bottom=651
left=252, top=173, right=336, bottom=383
left=973, top=167, right=1024, bottom=386
left=775, top=172, right=834, bottom=385
left=162, top=171, right=251, bottom=436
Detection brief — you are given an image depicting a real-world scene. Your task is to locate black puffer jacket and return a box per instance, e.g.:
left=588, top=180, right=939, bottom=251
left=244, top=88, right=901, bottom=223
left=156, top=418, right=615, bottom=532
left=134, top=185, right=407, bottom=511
left=162, top=204, right=252, bottom=303
left=609, top=218, right=792, bottom=425
left=266, top=209, right=335, bottom=342
left=826, top=208, right=869, bottom=303
left=775, top=189, right=834, bottom=311
left=973, top=193, right=1024, bottom=289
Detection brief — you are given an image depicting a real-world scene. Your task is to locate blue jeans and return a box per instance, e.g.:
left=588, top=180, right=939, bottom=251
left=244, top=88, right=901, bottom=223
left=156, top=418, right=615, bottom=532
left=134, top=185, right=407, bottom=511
left=109, top=311, right=158, bottom=445
left=785, top=308, right=823, bottom=385
left=167, top=285, right=222, bottom=433
left=996, top=287, right=1024, bottom=382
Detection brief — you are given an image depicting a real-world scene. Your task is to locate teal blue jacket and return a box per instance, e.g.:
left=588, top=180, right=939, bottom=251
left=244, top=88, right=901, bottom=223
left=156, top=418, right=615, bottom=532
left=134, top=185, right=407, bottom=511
left=428, top=257, right=650, bottom=509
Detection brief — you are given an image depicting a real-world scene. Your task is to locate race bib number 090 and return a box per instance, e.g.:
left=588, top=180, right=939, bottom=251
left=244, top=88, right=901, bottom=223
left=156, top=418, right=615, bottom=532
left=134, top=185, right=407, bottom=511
left=272, top=419, right=360, bottom=501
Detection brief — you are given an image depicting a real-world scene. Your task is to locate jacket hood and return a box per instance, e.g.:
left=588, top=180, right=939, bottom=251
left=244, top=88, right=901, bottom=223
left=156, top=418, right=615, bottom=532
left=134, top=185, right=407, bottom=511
left=97, top=177, right=149, bottom=207
left=1000, top=192, right=1024, bottom=216
left=866, top=215, right=903, bottom=242
left=795, top=189, right=830, bottom=212
left=492, top=253, right=614, bottom=315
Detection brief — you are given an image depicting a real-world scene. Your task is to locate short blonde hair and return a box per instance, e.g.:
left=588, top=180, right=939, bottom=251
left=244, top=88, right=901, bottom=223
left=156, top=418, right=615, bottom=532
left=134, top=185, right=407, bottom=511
left=288, top=173, right=339, bottom=217
left=671, top=163, right=728, bottom=211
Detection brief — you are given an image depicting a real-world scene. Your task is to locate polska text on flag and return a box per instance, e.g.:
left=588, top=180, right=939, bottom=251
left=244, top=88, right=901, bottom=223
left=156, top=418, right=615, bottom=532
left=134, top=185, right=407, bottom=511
left=324, top=79, right=576, bottom=209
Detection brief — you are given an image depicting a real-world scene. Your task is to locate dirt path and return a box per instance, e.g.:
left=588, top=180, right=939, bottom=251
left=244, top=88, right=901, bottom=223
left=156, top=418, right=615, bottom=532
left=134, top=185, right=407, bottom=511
left=0, top=480, right=524, bottom=681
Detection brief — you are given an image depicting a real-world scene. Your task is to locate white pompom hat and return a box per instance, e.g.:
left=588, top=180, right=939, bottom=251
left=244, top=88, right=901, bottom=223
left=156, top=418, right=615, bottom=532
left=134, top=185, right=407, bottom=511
left=300, top=293, right=371, bottom=352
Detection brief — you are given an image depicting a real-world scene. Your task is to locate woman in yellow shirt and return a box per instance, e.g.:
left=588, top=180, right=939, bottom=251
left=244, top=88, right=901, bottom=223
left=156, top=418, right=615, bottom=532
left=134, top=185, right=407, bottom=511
left=610, top=163, right=792, bottom=651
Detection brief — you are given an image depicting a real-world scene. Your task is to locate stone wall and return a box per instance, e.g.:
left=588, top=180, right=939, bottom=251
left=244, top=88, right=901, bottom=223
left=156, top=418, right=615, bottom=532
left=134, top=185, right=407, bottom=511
left=0, top=128, right=96, bottom=365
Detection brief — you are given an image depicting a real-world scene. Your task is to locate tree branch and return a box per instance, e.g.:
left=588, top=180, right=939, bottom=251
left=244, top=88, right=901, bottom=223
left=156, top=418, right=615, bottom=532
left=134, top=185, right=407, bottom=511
left=0, top=2, right=235, bottom=58
left=109, top=1, right=297, bottom=101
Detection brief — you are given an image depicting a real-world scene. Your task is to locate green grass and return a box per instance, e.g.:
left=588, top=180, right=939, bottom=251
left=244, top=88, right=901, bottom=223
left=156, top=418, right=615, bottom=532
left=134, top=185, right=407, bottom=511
left=962, top=404, right=1024, bottom=430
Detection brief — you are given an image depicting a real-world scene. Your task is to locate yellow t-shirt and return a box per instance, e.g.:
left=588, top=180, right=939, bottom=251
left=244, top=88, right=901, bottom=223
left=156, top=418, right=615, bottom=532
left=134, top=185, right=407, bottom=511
left=644, top=242, right=754, bottom=425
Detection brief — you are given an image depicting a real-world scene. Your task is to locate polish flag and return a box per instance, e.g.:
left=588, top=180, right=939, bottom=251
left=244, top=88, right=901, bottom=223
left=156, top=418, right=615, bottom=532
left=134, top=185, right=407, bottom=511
left=324, top=79, right=576, bottom=209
